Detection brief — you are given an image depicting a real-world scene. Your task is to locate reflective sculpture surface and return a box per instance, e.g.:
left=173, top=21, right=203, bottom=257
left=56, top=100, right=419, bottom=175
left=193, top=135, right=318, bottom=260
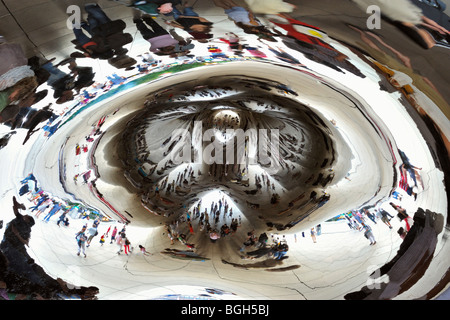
left=0, top=0, right=448, bottom=300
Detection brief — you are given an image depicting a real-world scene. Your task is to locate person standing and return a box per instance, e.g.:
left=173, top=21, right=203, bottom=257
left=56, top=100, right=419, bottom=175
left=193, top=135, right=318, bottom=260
left=116, top=232, right=124, bottom=254
left=99, top=234, right=105, bottom=246
left=379, top=209, right=393, bottom=229
left=362, top=223, right=376, bottom=245
left=76, top=232, right=87, bottom=258
left=316, top=224, right=322, bottom=235
left=34, top=199, right=52, bottom=218
left=29, top=193, right=49, bottom=212
left=364, top=208, right=377, bottom=224
left=123, top=236, right=131, bottom=255
left=76, top=223, right=87, bottom=236
left=110, top=226, right=117, bottom=244
left=353, top=210, right=363, bottom=225
left=188, top=220, right=194, bottom=234
left=92, top=218, right=101, bottom=229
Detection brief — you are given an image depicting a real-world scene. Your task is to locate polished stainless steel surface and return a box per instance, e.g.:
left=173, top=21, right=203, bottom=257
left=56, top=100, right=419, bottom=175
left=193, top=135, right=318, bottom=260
left=0, top=0, right=448, bottom=300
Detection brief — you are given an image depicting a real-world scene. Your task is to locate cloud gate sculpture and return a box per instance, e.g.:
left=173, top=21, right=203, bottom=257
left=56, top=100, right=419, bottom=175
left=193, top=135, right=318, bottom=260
left=0, top=0, right=449, bottom=301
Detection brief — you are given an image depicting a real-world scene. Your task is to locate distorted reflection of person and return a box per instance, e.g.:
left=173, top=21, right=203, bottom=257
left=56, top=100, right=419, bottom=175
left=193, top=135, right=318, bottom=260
left=220, top=32, right=267, bottom=57
left=270, top=16, right=365, bottom=77
left=38, top=58, right=74, bottom=105
left=264, top=43, right=303, bottom=65
left=0, top=197, right=99, bottom=299
left=390, top=202, right=414, bottom=232
left=134, top=14, right=179, bottom=56
left=362, top=223, right=377, bottom=245
left=132, top=0, right=181, bottom=14
left=21, top=104, right=57, bottom=145
left=40, top=58, right=95, bottom=105
left=352, top=0, right=450, bottom=49
left=0, top=56, right=53, bottom=128
left=219, top=32, right=245, bottom=55
left=4, top=89, right=49, bottom=128
left=70, top=3, right=135, bottom=69
left=164, top=5, right=214, bottom=42
left=0, top=40, right=39, bottom=124
left=213, top=0, right=277, bottom=41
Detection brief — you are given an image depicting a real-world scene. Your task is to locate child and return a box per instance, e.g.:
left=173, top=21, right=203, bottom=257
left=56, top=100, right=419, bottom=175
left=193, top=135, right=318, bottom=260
left=99, top=234, right=105, bottom=246
left=139, top=245, right=151, bottom=256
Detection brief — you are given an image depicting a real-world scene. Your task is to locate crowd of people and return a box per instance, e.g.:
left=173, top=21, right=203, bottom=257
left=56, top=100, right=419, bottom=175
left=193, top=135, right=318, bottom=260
left=0, top=0, right=353, bottom=143
left=161, top=191, right=290, bottom=261
left=338, top=152, right=422, bottom=246
left=1, top=0, right=446, bottom=152
left=0, top=145, right=429, bottom=300
left=0, top=0, right=446, bottom=301
left=239, top=232, right=290, bottom=260
left=19, top=173, right=103, bottom=224
left=15, top=173, right=151, bottom=260
left=164, top=192, right=241, bottom=247
left=13, top=140, right=424, bottom=269
left=3, top=0, right=428, bottom=249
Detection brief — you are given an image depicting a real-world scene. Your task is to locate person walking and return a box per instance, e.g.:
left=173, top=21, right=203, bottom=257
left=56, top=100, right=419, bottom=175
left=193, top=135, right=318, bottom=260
left=43, top=202, right=62, bottom=222
left=99, top=234, right=105, bottom=246
left=362, top=223, right=376, bottom=245
left=379, top=209, right=393, bottom=229
left=76, top=223, right=87, bottom=236
left=310, top=227, right=317, bottom=243
left=116, top=232, right=124, bottom=254
left=123, top=236, right=131, bottom=255
left=76, top=232, right=88, bottom=258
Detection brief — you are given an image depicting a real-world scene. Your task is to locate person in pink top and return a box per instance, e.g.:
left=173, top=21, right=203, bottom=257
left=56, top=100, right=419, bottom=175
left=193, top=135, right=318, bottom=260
left=109, top=226, right=118, bottom=244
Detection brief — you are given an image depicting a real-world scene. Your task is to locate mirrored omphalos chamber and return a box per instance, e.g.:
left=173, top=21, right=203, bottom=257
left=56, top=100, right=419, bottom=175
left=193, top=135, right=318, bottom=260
left=0, top=0, right=449, bottom=300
